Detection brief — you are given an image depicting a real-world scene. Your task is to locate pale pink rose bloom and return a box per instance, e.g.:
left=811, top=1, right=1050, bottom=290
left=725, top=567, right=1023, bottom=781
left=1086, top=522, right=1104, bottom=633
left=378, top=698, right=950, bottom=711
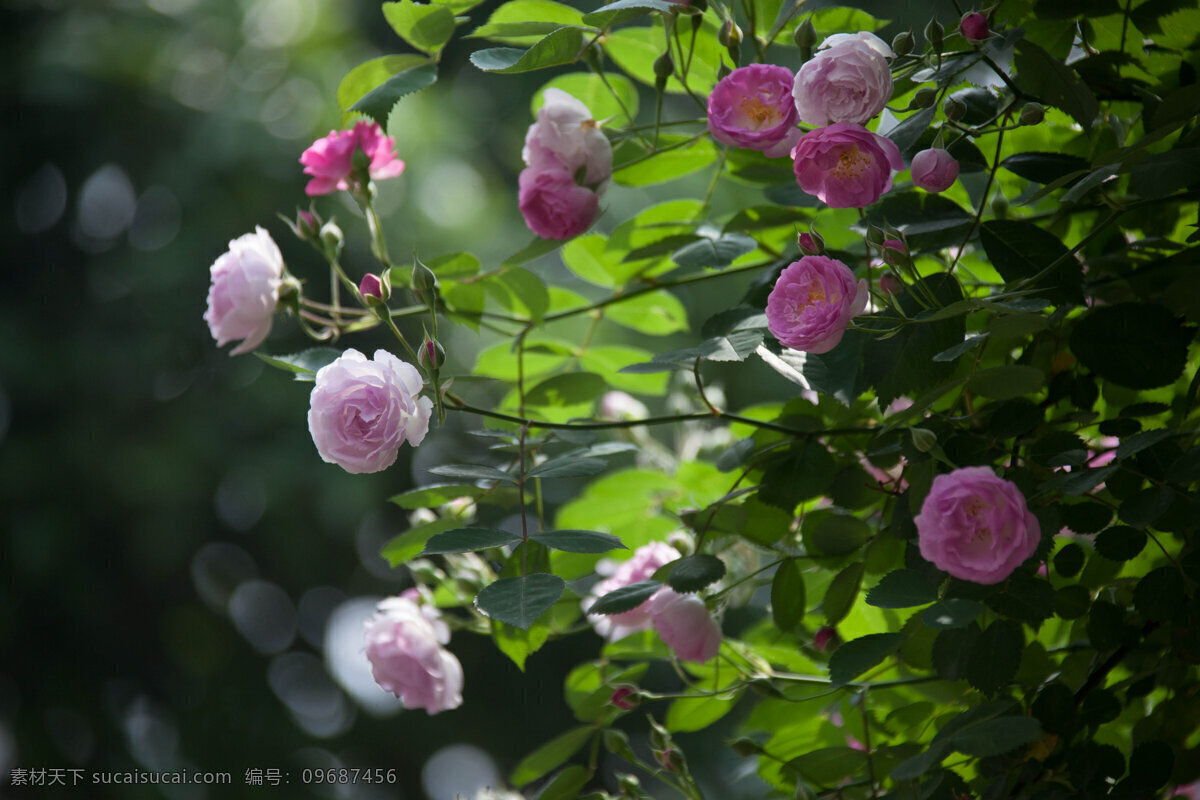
left=915, top=466, right=1041, bottom=584
left=707, top=64, right=802, bottom=158
left=585, top=542, right=680, bottom=640
left=517, top=167, right=599, bottom=240
left=204, top=226, right=284, bottom=356
left=300, top=121, right=405, bottom=196
left=308, top=348, right=433, bottom=474
left=960, top=12, right=989, bottom=42
left=911, top=148, right=960, bottom=192
left=523, top=89, right=613, bottom=190
left=766, top=255, right=869, bottom=353
left=792, top=32, right=895, bottom=126
left=791, top=123, right=904, bottom=208
left=363, top=595, right=463, bottom=714
left=648, top=589, right=722, bottom=663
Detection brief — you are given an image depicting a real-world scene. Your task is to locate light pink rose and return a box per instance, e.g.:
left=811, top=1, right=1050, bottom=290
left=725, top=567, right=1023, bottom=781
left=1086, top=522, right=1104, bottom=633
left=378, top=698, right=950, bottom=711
left=517, top=167, right=599, bottom=240
left=911, top=147, right=960, bottom=192
left=300, top=121, right=405, bottom=196
left=647, top=589, right=722, bottom=663
left=960, top=12, right=989, bottom=42
left=363, top=595, right=463, bottom=714
left=308, top=348, right=433, bottom=474
left=792, top=32, right=895, bottom=126
left=915, top=466, right=1041, bottom=584
left=766, top=255, right=869, bottom=353
left=523, top=89, right=613, bottom=190
left=707, top=64, right=802, bottom=158
left=791, top=123, right=903, bottom=208
left=204, top=226, right=284, bottom=356
left=585, top=542, right=680, bottom=640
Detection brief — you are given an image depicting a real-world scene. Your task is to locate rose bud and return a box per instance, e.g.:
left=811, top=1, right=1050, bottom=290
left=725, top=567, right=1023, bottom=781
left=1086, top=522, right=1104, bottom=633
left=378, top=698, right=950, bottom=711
left=797, top=230, right=825, bottom=255
left=359, top=272, right=388, bottom=305
left=911, top=147, right=960, bottom=192
left=960, top=12, right=989, bottom=43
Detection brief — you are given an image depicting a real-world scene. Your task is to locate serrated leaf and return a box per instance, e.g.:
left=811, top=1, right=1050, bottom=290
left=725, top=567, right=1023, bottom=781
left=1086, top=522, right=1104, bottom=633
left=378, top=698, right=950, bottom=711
left=951, top=716, right=1043, bottom=757
left=389, top=483, right=490, bottom=509
left=256, top=347, right=341, bottom=379
left=1000, top=151, right=1090, bottom=184
left=967, top=619, right=1023, bottom=695
left=771, top=558, right=807, bottom=632
left=493, top=618, right=550, bottom=671
left=337, top=54, right=431, bottom=115
left=1070, top=303, right=1193, bottom=389
left=476, top=573, right=566, bottom=629
left=968, top=365, right=1045, bottom=400
left=824, top=562, right=865, bottom=625
left=349, top=62, right=438, bottom=126
left=670, top=233, right=757, bottom=268
left=1014, top=39, right=1097, bottom=131
left=380, top=518, right=460, bottom=566
left=804, top=512, right=872, bottom=557
left=791, top=747, right=869, bottom=785
left=867, top=569, right=941, bottom=608
left=471, top=27, right=587, bottom=73
left=921, top=598, right=984, bottom=629
left=383, top=0, right=457, bottom=56
left=526, top=457, right=607, bottom=479
left=422, top=527, right=522, bottom=554
left=582, top=0, right=681, bottom=27
left=470, top=0, right=585, bottom=44
left=700, top=329, right=764, bottom=362
left=979, top=220, right=1081, bottom=305
left=531, top=529, right=626, bottom=553
left=829, top=633, right=906, bottom=687
left=428, top=464, right=517, bottom=483
left=588, top=580, right=662, bottom=615
left=665, top=554, right=726, bottom=593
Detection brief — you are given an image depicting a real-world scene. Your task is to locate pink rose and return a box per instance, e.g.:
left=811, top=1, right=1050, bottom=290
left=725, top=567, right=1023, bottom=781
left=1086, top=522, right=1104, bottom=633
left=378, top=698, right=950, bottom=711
left=308, top=348, right=433, bottom=474
left=647, top=589, right=722, bottom=663
left=915, top=466, right=1041, bottom=584
left=585, top=542, right=680, bottom=640
left=518, top=167, right=599, bottom=240
left=300, top=121, right=405, bottom=196
left=359, top=273, right=385, bottom=301
left=792, top=32, right=895, bottom=126
left=707, top=64, right=802, bottom=158
left=766, top=255, right=869, bottom=353
left=911, top=147, right=960, bottom=192
left=363, top=595, right=463, bottom=714
left=522, top=88, right=613, bottom=190
left=960, top=12, right=989, bottom=43
left=204, top=226, right=284, bottom=356
left=813, top=626, right=838, bottom=651
left=791, top=123, right=903, bottom=208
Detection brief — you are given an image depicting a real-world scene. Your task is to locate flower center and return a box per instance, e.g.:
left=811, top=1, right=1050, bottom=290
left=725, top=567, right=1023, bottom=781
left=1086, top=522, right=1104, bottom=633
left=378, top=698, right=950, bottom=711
left=963, top=497, right=993, bottom=543
left=832, top=145, right=871, bottom=181
left=738, top=97, right=780, bottom=129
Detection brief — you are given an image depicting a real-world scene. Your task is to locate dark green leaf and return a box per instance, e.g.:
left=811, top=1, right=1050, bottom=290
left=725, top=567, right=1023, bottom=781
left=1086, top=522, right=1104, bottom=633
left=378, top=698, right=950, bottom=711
left=509, top=725, right=593, bottom=785
left=588, top=580, right=661, bottom=615
left=804, top=514, right=872, bottom=557
left=863, top=194, right=972, bottom=251
left=389, top=483, right=494, bottom=509
left=883, top=106, right=936, bottom=155
left=1055, top=585, right=1090, bottom=619
left=536, top=765, right=589, bottom=800
left=829, top=633, right=906, bottom=687
left=1061, top=502, right=1112, bottom=534
left=1118, top=486, right=1174, bottom=529
left=1014, top=39, right=1098, bottom=131
left=1167, top=445, right=1200, bottom=484
left=1070, top=303, right=1193, bottom=389
left=802, top=328, right=868, bottom=404
left=476, top=573, right=566, bottom=629
left=665, top=554, right=726, bottom=593
left=952, top=716, right=1043, bottom=757
left=526, top=457, right=607, bottom=479
left=337, top=54, right=432, bottom=115
left=470, top=27, right=586, bottom=73
left=256, top=347, right=341, bottom=380
left=922, top=599, right=983, bottom=630
left=699, top=329, right=764, bottom=362
left=1133, top=566, right=1185, bottom=621
left=1115, top=429, right=1175, bottom=460
left=759, top=440, right=836, bottom=509
left=380, top=518, right=460, bottom=566
left=1001, top=151, right=1091, bottom=184
left=428, top=464, right=517, bottom=483
left=934, top=332, right=989, bottom=363
left=1094, top=526, right=1146, bottom=560
left=890, top=741, right=952, bottom=781
left=866, top=569, right=941, bottom=608
left=422, top=527, right=523, bottom=554
left=771, top=558, right=806, bottom=632
left=1080, top=689, right=1121, bottom=726
left=986, top=574, right=1056, bottom=626
left=1033, top=683, right=1077, bottom=735
left=531, top=529, right=626, bottom=553
left=382, top=0, right=456, bottom=56
left=933, top=622, right=981, bottom=680
left=1054, top=543, right=1085, bottom=577
left=1129, top=148, right=1200, bottom=200
left=791, top=747, right=868, bottom=785
left=967, top=619, right=1023, bottom=695
left=979, top=220, right=1081, bottom=305
left=349, top=62, right=438, bottom=126
left=1128, top=741, right=1174, bottom=791
left=581, top=0, right=681, bottom=27
left=968, top=365, right=1045, bottom=400
left=670, top=233, right=757, bottom=268
left=824, top=563, right=864, bottom=625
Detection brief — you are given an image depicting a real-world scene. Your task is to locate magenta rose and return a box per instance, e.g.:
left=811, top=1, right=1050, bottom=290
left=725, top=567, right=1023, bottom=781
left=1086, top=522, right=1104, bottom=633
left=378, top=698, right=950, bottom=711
left=766, top=255, right=869, bottom=353
left=308, top=348, right=433, bottom=474
left=792, top=32, right=894, bottom=126
left=204, top=226, right=284, bottom=356
left=518, top=167, right=600, bottom=240
left=647, top=589, right=722, bottom=663
left=911, top=147, right=960, bottom=192
left=300, top=121, right=405, bottom=196
left=585, top=542, right=680, bottom=641
left=915, top=466, right=1041, bottom=584
left=363, top=596, right=463, bottom=714
left=707, top=64, right=802, bottom=158
left=792, top=123, right=903, bottom=208
left=960, top=12, right=989, bottom=42
left=522, top=88, right=613, bottom=190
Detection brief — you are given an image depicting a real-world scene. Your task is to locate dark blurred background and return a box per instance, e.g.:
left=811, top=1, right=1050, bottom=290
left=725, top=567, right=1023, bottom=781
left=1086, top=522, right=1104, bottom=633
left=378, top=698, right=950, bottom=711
left=1, top=0, right=949, bottom=797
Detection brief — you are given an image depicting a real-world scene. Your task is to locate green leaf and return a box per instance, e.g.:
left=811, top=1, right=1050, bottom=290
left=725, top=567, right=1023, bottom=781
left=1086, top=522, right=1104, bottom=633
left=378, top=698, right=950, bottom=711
left=471, top=27, right=586, bottom=73
left=470, top=0, right=585, bottom=44
left=967, top=619, right=1023, bottom=695
left=804, top=513, right=872, bottom=557
left=256, top=347, right=341, bottom=380
left=422, top=527, right=522, bottom=554
left=337, top=54, right=431, bottom=116
left=921, top=599, right=984, bottom=630
left=509, top=725, right=593, bottom=785
left=934, top=332, right=989, bottom=363
left=582, top=0, right=681, bottom=27
left=791, top=747, right=868, bottom=785
left=664, top=554, right=726, bottom=593
left=891, top=741, right=953, bottom=781
left=824, top=563, right=865, bottom=625
left=1069, top=303, right=1194, bottom=389
left=1133, top=566, right=1185, bottom=621
left=829, top=633, right=906, bottom=687
left=987, top=573, right=1056, bottom=626
left=389, top=483, right=495, bottom=509
left=526, top=457, right=607, bottom=479
left=493, top=618, right=550, bottom=671
left=382, top=0, right=456, bottom=57
left=604, top=25, right=719, bottom=95
left=613, top=135, right=719, bottom=186
left=666, top=691, right=740, bottom=732
left=979, top=220, right=1081, bottom=305
left=951, top=716, right=1043, bottom=757
left=380, top=518, right=460, bottom=566
left=476, top=574, right=566, bottom=629
left=534, top=72, right=639, bottom=126
left=863, top=193, right=973, bottom=251
left=588, top=580, right=661, bottom=615
left=759, top=440, right=836, bottom=509
left=428, top=464, right=517, bottom=483
left=425, top=251, right=481, bottom=279
left=501, top=267, right=549, bottom=323
left=670, top=233, right=757, bottom=267
left=968, top=365, right=1045, bottom=400
left=531, top=529, right=626, bottom=553
left=605, top=290, right=688, bottom=335
left=536, top=765, right=589, bottom=800
left=349, top=62, right=438, bottom=127
left=771, top=558, right=806, bottom=632
left=1000, top=151, right=1090, bottom=184
left=866, top=569, right=941, bottom=608
left=504, top=236, right=567, bottom=267
left=1129, top=148, right=1200, bottom=201
left=526, top=373, right=608, bottom=406
left=1013, top=39, right=1098, bottom=131
left=561, top=234, right=618, bottom=287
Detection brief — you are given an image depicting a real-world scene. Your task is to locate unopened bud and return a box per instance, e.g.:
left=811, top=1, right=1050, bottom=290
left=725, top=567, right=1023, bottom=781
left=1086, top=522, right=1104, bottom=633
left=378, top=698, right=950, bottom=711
left=909, top=87, right=937, bottom=110
left=879, top=272, right=904, bottom=294
left=992, top=195, right=1009, bottom=217
left=797, top=229, right=824, bottom=255
left=411, top=256, right=439, bottom=296
left=960, top=12, right=989, bottom=43
left=653, top=52, right=674, bottom=81
left=419, top=337, right=446, bottom=370
left=813, top=626, right=838, bottom=651
left=1020, top=102, right=1045, bottom=126
left=319, top=221, right=344, bottom=255
left=610, top=686, right=639, bottom=710
left=943, top=95, right=967, bottom=121
left=911, top=426, right=938, bottom=453
left=730, top=738, right=763, bottom=757
left=924, top=18, right=944, bottom=54
left=881, top=239, right=907, bottom=265
left=655, top=748, right=684, bottom=772
left=793, top=18, right=817, bottom=49
left=891, top=30, right=914, bottom=57
left=359, top=272, right=388, bottom=305
left=288, top=208, right=319, bottom=241
left=666, top=531, right=694, bottom=557
left=616, top=774, right=642, bottom=796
